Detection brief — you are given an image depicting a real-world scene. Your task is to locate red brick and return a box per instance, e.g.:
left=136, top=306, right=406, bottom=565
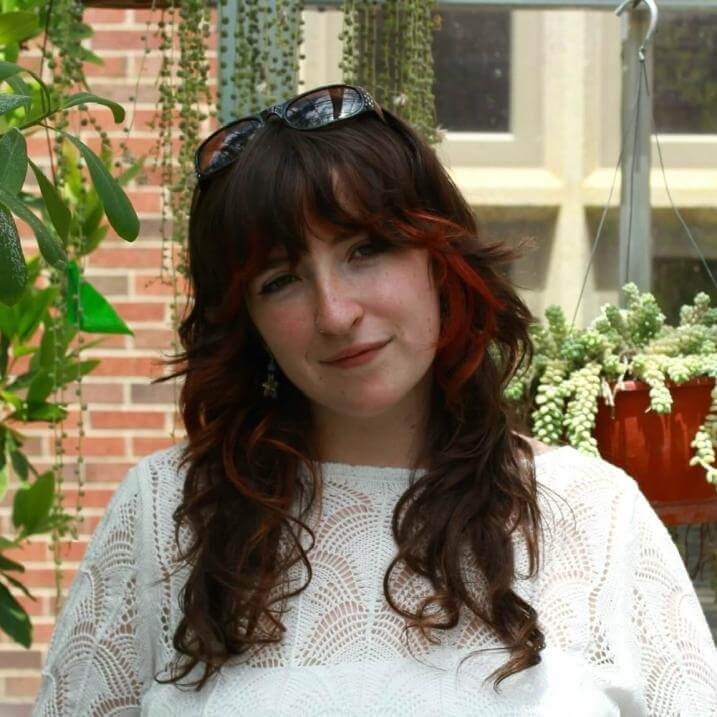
left=130, top=381, right=177, bottom=404
left=124, top=189, right=162, bottom=213
left=84, top=8, right=128, bottom=23
left=4, top=676, right=41, bottom=698
left=15, top=56, right=42, bottom=74
left=132, top=436, right=177, bottom=456
left=0, top=650, right=43, bottom=670
left=85, top=82, right=160, bottom=105
left=134, top=274, right=189, bottom=296
left=91, top=410, right=165, bottom=430
left=90, top=356, right=166, bottom=378
left=113, top=302, right=166, bottom=322
left=83, top=134, right=181, bottom=158
left=2, top=541, right=47, bottom=563
left=90, top=30, right=166, bottom=51
left=19, top=570, right=75, bottom=590
left=0, top=702, right=34, bottom=716
left=12, top=594, right=46, bottom=619
left=59, top=437, right=125, bottom=457
left=61, top=488, right=116, bottom=509
left=132, top=328, right=176, bottom=350
left=69, top=382, right=124, bottom=403
left=88, top=247, right=164, bottom=268
left=55, top=540, right=89, bottom=563
left=83, top=56, right=127, bottom=78
left=84, top=462, right=135, bottom=483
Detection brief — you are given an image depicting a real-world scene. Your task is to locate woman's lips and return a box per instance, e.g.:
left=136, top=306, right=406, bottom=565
left=324, top=340, right=390, bottom=368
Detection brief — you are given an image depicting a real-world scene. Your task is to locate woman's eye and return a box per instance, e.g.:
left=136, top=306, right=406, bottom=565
left=260, top=274, right=296, bottom=295
left=259, top=241, right=386, bottom=295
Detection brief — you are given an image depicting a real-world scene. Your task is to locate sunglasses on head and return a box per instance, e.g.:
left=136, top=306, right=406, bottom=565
left=194, top=83, right=386, bottom=184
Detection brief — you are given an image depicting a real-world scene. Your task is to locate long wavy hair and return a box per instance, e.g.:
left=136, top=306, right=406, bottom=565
left=154, top=105, right=548, bottom=693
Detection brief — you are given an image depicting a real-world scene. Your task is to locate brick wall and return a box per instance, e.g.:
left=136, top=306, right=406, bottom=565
left=0, top=8, right=213, bottom=711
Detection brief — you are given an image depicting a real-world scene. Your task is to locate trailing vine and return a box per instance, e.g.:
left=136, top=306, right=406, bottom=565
left=148, top=0, right=213, bottom=440
left=340, top=0, right=441, bottom=145
left=149, top=0, right=304, bottom=439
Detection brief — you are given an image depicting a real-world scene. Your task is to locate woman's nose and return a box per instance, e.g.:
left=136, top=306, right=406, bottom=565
left=313, top=277, right=363, bottom=335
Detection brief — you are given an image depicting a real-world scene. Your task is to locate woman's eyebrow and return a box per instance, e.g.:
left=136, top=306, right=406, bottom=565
left=261, top=232, right=364, bottom=271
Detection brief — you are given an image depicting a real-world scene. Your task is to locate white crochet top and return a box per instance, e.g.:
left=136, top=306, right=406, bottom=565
left=33, top=442, right=717, bottom=716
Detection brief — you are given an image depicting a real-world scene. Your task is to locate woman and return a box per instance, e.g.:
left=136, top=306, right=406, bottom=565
left=34, top=84, right=717, bottom=716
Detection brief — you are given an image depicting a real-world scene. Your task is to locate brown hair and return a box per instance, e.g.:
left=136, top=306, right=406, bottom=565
left=154, top=106, right=547, bottom=693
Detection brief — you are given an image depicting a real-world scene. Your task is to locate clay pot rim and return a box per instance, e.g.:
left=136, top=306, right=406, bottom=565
left=604, top=375, right=716, bottom=392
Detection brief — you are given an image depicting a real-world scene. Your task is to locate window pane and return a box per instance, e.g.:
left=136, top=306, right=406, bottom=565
left=584, top=208, right=717, bottom=325
left=654, top=10, right=717, bottom=134
left=432, top=8, right=511, bottom=132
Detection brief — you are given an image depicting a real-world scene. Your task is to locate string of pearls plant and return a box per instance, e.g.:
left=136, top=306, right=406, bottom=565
left=340, top=0, right=441, bottom=145
left=505, top=282, right=717, bottom=485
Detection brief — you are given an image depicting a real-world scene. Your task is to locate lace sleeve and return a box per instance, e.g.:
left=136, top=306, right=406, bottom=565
left=32, top=466, right=147, bottom=716
left=627, top=484, right=717, bottom=715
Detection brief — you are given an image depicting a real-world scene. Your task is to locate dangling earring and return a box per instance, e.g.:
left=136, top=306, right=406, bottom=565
left=262, top=356, right=279, bottom=399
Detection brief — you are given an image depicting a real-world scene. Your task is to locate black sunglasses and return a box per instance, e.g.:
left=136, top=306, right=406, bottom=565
left=194, top=83, right=386, bottom=184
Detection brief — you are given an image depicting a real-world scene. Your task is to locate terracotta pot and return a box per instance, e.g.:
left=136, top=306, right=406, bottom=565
left=593, top=375, right=717, bottom=525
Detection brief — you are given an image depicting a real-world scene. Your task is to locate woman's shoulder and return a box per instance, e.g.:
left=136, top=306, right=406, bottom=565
left=516, top=433, right=637, bottom=493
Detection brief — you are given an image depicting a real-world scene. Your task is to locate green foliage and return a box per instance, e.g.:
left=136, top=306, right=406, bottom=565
left=0, top=1, right=145, bottom=652
left=504, top=282, right=717, bottom=486
left=0, top=58, right=138, bottom=303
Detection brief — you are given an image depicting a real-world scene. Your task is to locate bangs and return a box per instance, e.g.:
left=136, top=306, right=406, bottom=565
left=217, top=115, right=422, bottom=277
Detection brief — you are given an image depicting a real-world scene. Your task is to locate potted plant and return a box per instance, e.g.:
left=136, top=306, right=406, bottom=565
left=505, top=282, right=717, bottom=526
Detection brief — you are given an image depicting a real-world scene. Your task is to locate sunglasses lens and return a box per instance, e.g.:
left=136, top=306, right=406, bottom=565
left=286, top=86, right=364, bottom=129
left=198, top=118, right=262, bottom=175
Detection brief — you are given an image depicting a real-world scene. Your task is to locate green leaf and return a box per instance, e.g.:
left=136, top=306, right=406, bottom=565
left=0, top=61, right=24, bottom=84
left=0, top=334, right=7, bottom=377
left=56, top=359, right=98, bottom=385
left=117, top=157, right=146, bottom=187
left=0, top=581, right=31, bottom=647
left=65, top=260, right=133, bottom=335
left=0, top=555, right=23, bottom=573
left=78, top=47, right=103, bottom=66
left=0, top=205, right=27, bottom=306
left=0, top=464, right=7, bottom=503
left=28, top=160, right=70, bottom=244
left=60, top=92, right=125, bottom=124
left=2, top=571, right=33, bottom=600
left=0, top=12, right=39, bottom=45
left=25, top=368, right=53, bottom=404
left=0, top=93, right=31, bottom=117
left=0, top=538, right=16, bottom=551
left=0, top=186, right=66, bottom=269
left=13, top=403, right=67, bottom=422
left=16, top=286, right=56, bottom=344
left=12, top=470, right=53, bottom=536
left=0, top=391, right=22, bottom=410
left=0, top=128, right=28, bottom=196
left=31, top=316, right=76, bottom=372
left=9, top=449, right=29, bottom=482
left=12, top=346, right=36, bottom=358
left=61, top=133, right=139, bottom=242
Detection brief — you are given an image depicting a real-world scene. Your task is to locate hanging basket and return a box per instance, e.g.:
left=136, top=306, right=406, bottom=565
left=593, top=375, right=717, bottom=526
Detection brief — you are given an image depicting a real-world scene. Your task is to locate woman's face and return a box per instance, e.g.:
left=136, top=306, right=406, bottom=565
left=244, top=216, right=442, bottom=421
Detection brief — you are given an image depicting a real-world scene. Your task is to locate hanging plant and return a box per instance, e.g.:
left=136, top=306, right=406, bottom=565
left=0, top=0, right=141, bottom=640
left=148, top=0, right=304, bottom=440
left=505, top=283, right=717, bottom=479
left=339, top=0, right=441, bottom=145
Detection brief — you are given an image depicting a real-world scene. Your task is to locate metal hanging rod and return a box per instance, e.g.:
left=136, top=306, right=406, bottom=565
left=615, top=0, right=659, bottom=61
left=302, top=0, right=717, bottom=9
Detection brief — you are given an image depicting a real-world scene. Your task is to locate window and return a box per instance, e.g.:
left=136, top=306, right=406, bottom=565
left=432, top=7, right=511, bottom=132
left=654, top=10, right=717, bottom=134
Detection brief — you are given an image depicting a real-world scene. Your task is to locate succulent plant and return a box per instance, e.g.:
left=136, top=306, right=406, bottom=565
left=505, top=282, right=717, bottom=486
